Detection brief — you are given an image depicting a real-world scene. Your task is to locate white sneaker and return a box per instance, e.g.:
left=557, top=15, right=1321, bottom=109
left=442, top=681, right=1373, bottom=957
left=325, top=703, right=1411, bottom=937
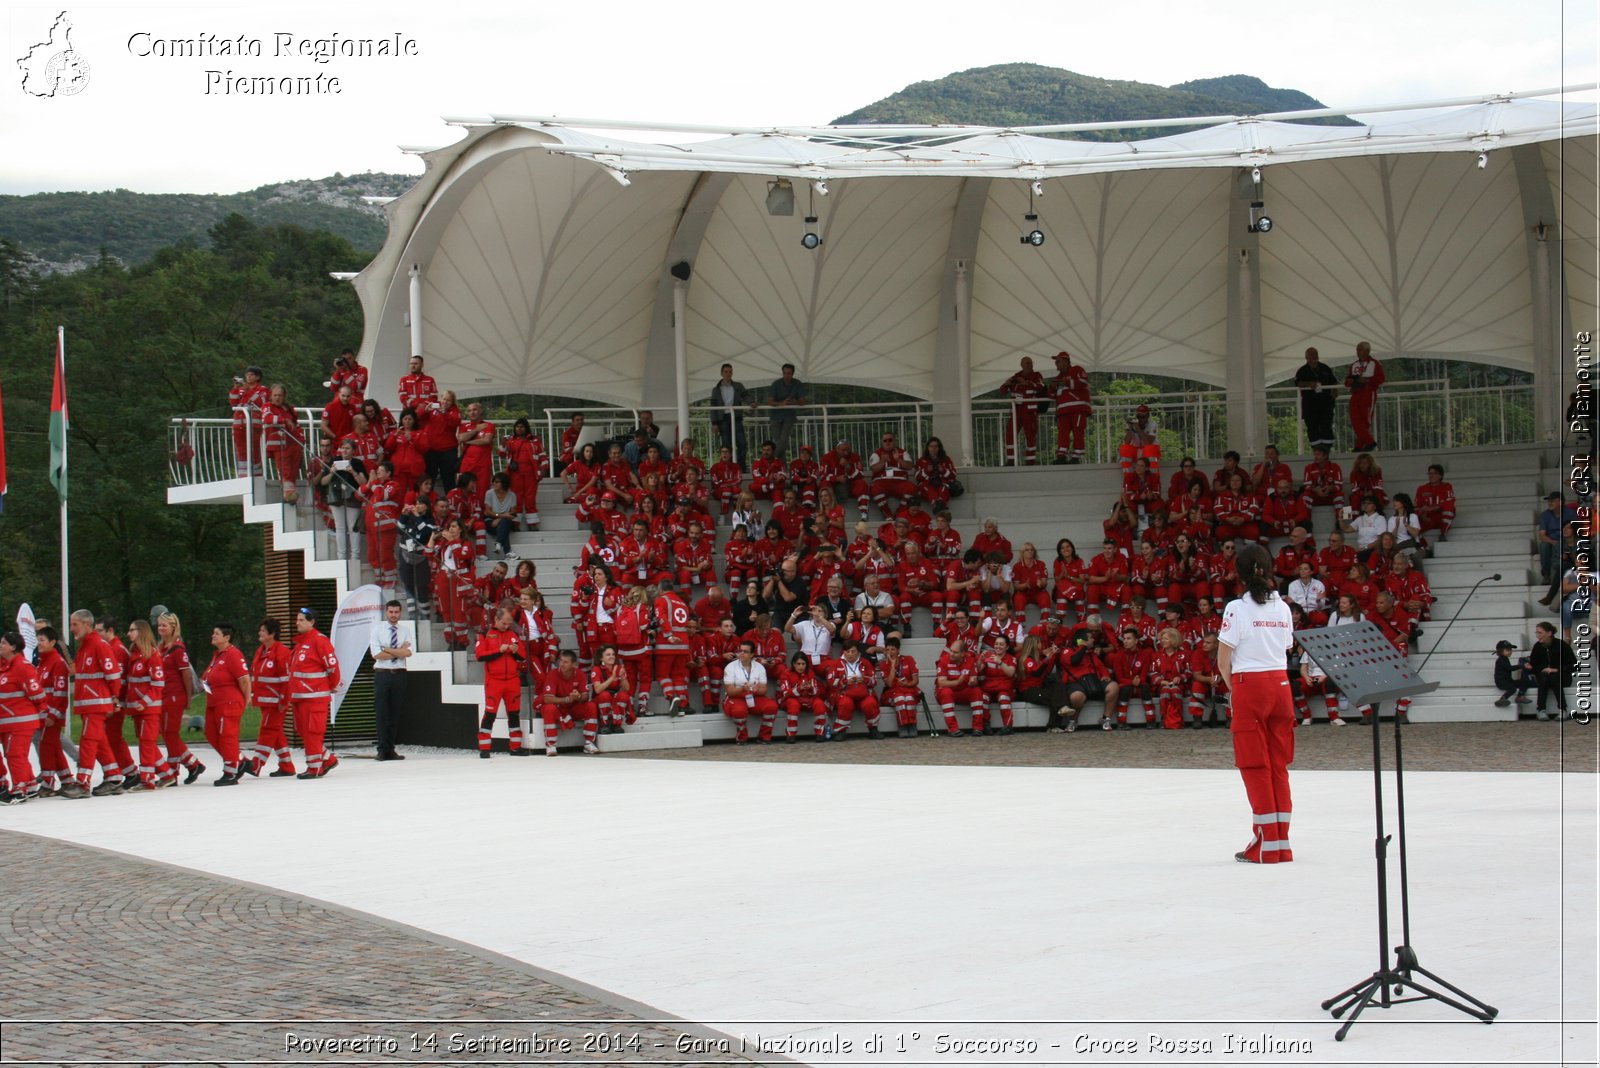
left=545, top=744, right=558, bottom=757
left=583, top=741, right=598, bottom=754
left=506, top=551, right=520, bottom=561
left=1299, top=717, right=1312, bottom=727
left=1329, top=717, right=1347, bottom=726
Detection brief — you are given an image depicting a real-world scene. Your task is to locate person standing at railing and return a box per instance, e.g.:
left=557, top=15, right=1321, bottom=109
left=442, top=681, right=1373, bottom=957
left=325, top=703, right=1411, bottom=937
left=499, top=418, right=545, bottom=531
left=228, top=365, right=270, bottom=478
left=397, top=354, right=438, bottom=415
left=765, top=364, right=807, bottom=459
left=320, top=384, right=359, bottom=454
left=1293, top=347, right=1339, bottom=450
left=386, top=409, right=428, bottom=490
left=328, top=348, right=367, bottom=402
left=320, top=439, right=368, bottom=564
left=262, top=384, right=307, bottom=504
left=362, top=461, right=406, bottom=590
left=624, top=410, right=670, bottom=465
left=1050, top=351, right=1091, bottom=465
left=1000, top=356, right=1049, bottom=466
left=456, top=401, right=496, bottom=496
left=1344, top=341, right=1386, bottom=452
left=422, top=389, right=462, bottom=492
left=709, top=363, right=752, bottom=466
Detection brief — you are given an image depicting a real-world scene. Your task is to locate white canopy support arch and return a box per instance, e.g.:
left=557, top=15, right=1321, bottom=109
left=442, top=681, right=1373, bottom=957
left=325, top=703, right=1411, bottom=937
left=354, top=87, right=1598, bottom=454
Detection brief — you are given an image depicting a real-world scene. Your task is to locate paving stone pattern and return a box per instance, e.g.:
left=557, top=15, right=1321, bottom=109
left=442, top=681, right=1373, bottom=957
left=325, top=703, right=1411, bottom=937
left=613, top=720, right=1598, bottom=773
left=0, top=832, right=764, bottom=1067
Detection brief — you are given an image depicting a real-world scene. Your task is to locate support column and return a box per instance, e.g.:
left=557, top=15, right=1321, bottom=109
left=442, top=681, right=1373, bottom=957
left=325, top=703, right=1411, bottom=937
left=1224, top=169, right=1266, bottom=456
left=673, top=279, right=690, bottom=449
left=932, top=178, right=990, bottom=465
left=1512, top=144, right=1569, bottom=443
left=408, top=263, right=423, bottom=358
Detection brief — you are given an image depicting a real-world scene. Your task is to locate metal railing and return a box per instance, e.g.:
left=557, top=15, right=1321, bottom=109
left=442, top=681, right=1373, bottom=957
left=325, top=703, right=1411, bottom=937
left=169, top=379, right=1537, bottom=490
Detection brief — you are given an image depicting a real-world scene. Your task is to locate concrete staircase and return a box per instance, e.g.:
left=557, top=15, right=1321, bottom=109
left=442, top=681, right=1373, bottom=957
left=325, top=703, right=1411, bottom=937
left=175, top=440, right=1561, bottom=748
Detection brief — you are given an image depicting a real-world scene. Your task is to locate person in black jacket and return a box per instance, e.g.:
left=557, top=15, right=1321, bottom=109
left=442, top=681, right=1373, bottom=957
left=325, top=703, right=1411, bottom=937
left=1528, top=621, right=1576, bottom=720
left=1492, top=640, right=1534, bottom=709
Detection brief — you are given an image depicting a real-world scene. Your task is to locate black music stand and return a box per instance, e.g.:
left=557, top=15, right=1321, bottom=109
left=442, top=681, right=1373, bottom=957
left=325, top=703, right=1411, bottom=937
left=1296, top=621, right=1498, bottom=1042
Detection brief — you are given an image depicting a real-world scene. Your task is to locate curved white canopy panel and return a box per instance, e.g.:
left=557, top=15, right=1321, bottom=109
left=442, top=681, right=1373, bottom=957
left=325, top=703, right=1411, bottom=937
left=355, top=90, right=1598, bottom=407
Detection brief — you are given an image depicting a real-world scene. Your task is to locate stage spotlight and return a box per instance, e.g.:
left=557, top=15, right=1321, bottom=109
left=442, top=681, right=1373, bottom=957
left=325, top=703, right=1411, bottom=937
left=1248, top=200, right=1273, bottom=234
left=814, top=179, right=829, bottom=197
left=766, top=179, right=795, bottom=216
left=1031, top=180, right=1044, bottom=197
left=1477, top=151, right=1488, bottom=170
left=1020, top=212, right=1045, bottom=247
left=801, top=216, right=821, bottom=250
left=669, top=261, right=692, bottom=281
left=1251, top=166, right=1262, bottom=184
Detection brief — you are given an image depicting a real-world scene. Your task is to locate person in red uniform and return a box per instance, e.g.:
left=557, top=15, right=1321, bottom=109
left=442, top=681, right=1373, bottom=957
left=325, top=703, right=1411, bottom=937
left=650, top=583, right=694, bottom=715
left=613, top=588, right=653, bottom=719
left=1188, top=632, right=1230, bottom=727
left=1050, top=350, right=1091, bottom=464
left=1273, top=526, right=1318, bottom=589
left=31, top=626, right=73, bottom=794
left=454, top=401, right=496, bottom=498
left=539, top=650, right=598, bottom=756
left=362, top=461, right=405, bottom=592
left=201, top=623, right=251, bottom=786
left=228, top=365, right=271, bottom=477
left=1000, top=355, right=1049, bottom=465
left=976, top=634, right=1018, bottom=734
left=1316, top=530, right=1357, bottom=598
left=777, top=652, right=827, bottom=742
left=1250, top=445, right=1293, bottom=494
left=329, top=348, right=368, bottom=401
left=431, top=518, right=477, bottom=650
left=1261, top=477, right=1311, bottom=541
left=153, top=613, right=204, bottom=784
left=1051, top=538, right=1089, bottom=621
left=1414, top=463, right=1456, bottom=541
left=1213, top=471, right=1262, bottom=545
left=1120, top=456, right=1162, bottom=516
left=320, top=383, right=359, bottom=450
left=397, top=354, right=439, bottom=414
left=787, top=444, right=822, bottom=507
left=0, top=632, right=45, bottom=804
left=386, top=409, right=429, bottom=491
left=1086, top=538, right=1129, bottom=614
left=912, top=437, right=960, bottom=508
left=1127, top=540, right=1170, bottom=614
left=1344, top=340, right=1385, bottom=451
left=122, top=620, right=170, bottom=791
left=1104, top=628, right=1153, bottom=730
left=673, top=520, right=717, bottom=589
left=934, top=636, right=987, bottom=736
left=878, top=637, right=922, bottom=738
left=722, top=640, right=779, bottom=744
left=1217, top=543, right=1296, bottom=864
left=287, top=608, right=340, bottom=779
left=1149, top=627, right=1191, bottom=729
left=866, top=431, right=915, bottom=518
left=749, top=440, right=787, bottom=502
left=1300, top=445, right=1346, bottom=509
left=821, top=439, right=871, bottom=519
left=95, top=617, right=138, bottom=790
left=497, top=418, right=545, bottom=530
left=553, top=413, right=584, bottom=476
left=475, top=604, right=529, bottom=757
left=895, top=540, right=948, bottom=638
left=242, top=618, right=295, bottom=778
left=707, top=445, right=742, bottom=516
left=61, top=611, right=121, bottom=798
left=589, top=644, right=631, bottom=740
left=826, top=642, right=882, bottom=739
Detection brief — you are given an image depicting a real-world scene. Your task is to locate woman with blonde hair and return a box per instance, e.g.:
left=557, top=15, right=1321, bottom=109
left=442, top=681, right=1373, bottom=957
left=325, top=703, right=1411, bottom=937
left=122, top=620, right=171, bottom=791
left=613, top=586, right=654, bottom=719
left=155, top=612, right=205, bottom=784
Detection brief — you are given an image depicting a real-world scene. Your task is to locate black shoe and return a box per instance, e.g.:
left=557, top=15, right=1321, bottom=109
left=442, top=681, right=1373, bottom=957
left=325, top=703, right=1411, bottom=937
left=269, top=769, right=296, bottom=778
left=184, top=762, right=206, bottom=785
left=58, top=781, right=90, bottom=799
left=213, top=774, right=238, bottom=787
left=479, top=750, right=491, bottom=759
left=786, top=735, right=797, bottom=744
left=239, top=757, right=261, bottom=777
left=296, top=769, right=322, bottom=780
left=387, top=751, right=405, bottom=760
left=91, top=779, right=124, bottom=797
left=815, top=734, right=827, bottom=743
left=868, top=727, right=883, bottom=740
left=508, top=748, right=529, bottom=756
left=121, top=774, right=141, bottom=791
left=947, top=729, right=965, bottom=737
left=321, top=755, right=339, bottom=776
left=375, top=751, right=394, bottom=762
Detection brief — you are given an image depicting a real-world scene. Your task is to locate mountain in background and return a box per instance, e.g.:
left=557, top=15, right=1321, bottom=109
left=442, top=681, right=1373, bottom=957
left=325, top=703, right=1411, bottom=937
left=0, top=171, right=414, bottom=271
left=833, top=63, right=1356, bottom=138
left=4, top=65, right=1354, bottom=271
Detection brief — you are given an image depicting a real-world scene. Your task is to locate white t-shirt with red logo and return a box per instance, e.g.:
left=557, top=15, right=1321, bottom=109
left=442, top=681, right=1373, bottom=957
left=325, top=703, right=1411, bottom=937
left=1218, top=592, right=1293, bottom=673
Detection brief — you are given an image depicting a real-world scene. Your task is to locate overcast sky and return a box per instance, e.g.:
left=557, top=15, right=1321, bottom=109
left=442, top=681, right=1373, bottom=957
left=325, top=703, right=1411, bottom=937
left=3, top=0, right=1596, bottom=195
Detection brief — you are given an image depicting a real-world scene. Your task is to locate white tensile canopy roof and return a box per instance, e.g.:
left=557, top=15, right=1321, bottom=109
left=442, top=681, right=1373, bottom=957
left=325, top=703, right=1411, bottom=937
left=355, top=88, right=1597, bottom=451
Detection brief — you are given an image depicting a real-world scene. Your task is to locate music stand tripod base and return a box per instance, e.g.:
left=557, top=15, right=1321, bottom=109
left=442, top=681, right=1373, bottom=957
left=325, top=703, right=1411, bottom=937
left=1296, top=621, right=1497, bottom=1041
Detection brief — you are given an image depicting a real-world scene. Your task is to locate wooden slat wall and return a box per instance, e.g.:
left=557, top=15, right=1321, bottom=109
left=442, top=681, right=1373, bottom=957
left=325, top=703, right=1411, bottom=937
left=264, top=541, right=377, bottom=744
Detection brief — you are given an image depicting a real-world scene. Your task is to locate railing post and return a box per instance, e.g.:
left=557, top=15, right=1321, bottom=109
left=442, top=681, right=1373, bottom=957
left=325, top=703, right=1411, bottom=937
left=821, top=405, right=830, bottom=454
left=1443, top=377, right=1454, bottom=450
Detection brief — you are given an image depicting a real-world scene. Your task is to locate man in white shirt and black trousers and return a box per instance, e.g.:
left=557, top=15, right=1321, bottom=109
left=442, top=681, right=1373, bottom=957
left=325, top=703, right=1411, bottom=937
left=369, top=600, right=414, bottom=761
left=1217, top=543, right=1296, bottom=864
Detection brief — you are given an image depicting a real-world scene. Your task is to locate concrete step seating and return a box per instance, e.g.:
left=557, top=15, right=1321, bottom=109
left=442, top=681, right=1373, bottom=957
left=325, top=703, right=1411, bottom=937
left=261, top=442, right=1558, bottom=747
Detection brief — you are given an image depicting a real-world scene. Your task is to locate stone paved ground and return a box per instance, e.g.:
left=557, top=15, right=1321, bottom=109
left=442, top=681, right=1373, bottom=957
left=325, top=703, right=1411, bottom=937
left=613, top=719, right=1598, bottom=773
left=0, top=831, right=765, bottom=1067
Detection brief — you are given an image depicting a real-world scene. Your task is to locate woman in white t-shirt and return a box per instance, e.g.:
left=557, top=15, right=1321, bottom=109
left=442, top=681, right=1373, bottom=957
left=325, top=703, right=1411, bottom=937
left=1217, top=542, right=1296, bottom=865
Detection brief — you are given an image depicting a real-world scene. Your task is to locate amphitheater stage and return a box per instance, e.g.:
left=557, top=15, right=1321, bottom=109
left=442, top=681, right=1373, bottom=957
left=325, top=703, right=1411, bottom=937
left=1, top=748, right=1593, bottom=1067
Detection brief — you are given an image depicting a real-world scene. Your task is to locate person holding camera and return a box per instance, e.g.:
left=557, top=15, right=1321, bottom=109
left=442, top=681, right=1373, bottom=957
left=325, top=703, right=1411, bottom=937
left=763, top=555, right=810, bottom=630
left=329, top=348, right=367, bottom=401
left=319, top=439, right=368, bottom=563
left=1344, top=341, right=1386, bottom=451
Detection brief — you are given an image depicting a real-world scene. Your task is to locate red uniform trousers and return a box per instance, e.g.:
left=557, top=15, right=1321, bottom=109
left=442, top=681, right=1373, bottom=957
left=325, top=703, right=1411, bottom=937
left=871, top=477, right=916, bottom=512
left=1013, top=588, right=1051, bottom=614
left=1230, top=670, right=1295, bottom=863
left=1189, top=682, right=1230, bottom=724
left=540, top=700, right=599, bottom=748
left=130, top=708, right=170, bottom=786
left=1005, top=405, right=1041, bottom=465
left=36, top=711, right=72, bottom=787
left=253, top=700, right=296, bottom=773
left=652, top=650, right=690, bottom=707
left=830, top=686, right=881, bottom=735
left=1214, top=521, right=1261, bottom=544
left=980, top=682, right=1014, bottom=729
left=232, top=422, right=262, bottom=470
left=1054, top=581, right=1088, bottom=619
left=832, top=476, right=870, bottom=514
left=75, top=712, right=118, bottom=786
left=595, top=689, right=633, bottom=729
left=291, top=698, right=333, bottom=774
left=434, top=572, right=476, bottom=647
left=882, top=685, right=921, bottom=728
left=1117, top=441, right=1161, bottom=474
left=367, top=513, right=398, bottom=588
left=936, top=685, right=987, bottom=733
left=1349, top=387, right=1378, bottom=447
left=160, top=692, right=201, bottom=776
left=104, top=707, right=136, bottom=777
left=723, top=694, right=779, bottom=742
left=1087, top=580, right=1127, bottom=613
left=205, top=698, right=245, bottom=775
left=1055, top=406, right=1088, bottom=460
left=1293, top=676, right=1339, bottom=722
left=1, top=726, right=37, bottom=794
left=785, top=696, right=828, bottom=737
left=698, top=659, right=729, bottom=709
left=480, top=680, right=524, bottom=752
left=619, top=646, right=652, bottom=706
left=268, top=444, right=303, bottom=487
left=900, top=588, right=950, bottom=625
left=1157, top=682, right=1187, bottom=729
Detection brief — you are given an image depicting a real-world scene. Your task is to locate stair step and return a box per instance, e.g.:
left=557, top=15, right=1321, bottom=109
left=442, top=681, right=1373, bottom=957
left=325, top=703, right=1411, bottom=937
left=598, top=728, right=702, bottom=752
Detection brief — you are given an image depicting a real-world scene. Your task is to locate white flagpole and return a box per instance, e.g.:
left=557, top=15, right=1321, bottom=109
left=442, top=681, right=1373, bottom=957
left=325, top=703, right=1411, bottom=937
left=58, top=325, right=68, bottom=632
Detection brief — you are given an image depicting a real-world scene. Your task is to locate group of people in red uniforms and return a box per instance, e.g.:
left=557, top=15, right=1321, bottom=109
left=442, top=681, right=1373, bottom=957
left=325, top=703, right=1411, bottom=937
left=0, top=607, right=344, bottom=804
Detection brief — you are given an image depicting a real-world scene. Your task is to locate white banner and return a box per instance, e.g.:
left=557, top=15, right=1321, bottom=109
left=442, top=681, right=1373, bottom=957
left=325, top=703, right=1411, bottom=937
left=17, top=602, right=36, bottom=659
left=329, top=583, right=384, bottom=723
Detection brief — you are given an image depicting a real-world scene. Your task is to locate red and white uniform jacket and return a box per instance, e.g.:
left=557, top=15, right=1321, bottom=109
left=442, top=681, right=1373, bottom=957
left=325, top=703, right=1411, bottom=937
left=289, top=629, right=339, bottom=703
left=1087, top=552, right=1128, bottom=588
left=124, top=649, right=166, bottom=713
left=880, top=653, right=920, bottom=693
left=708, top=459, right=743, bottom=496
left=670, top=452, right=707, bottom=485
left=1002, top=368, right=1050, bottom=409
left=1302, top=460, right=1346, bottom=502
left=936, top=650, right=980, bottom=687
left=978, top=650, right=1016, bottom=692
left=827, top=655, right=877, bottom=694
left=541, top=667, right=589, bottom=706
left=0, top=655, right=46, bottom=732
left=820, top=450, right=866, bottom=486
left=653, top=593, right=692, bottom=653
left=36, top=648, right=69, bottom=723
left=1106, top=647, right=1152, bottom=688
left=251, top=642, right=290, bottom=712
left=331, top=363, right=368, bottom=401
left=779, top=665, right=824, bottom=702
left=1188, top=646, right=1227, bottom=693
left=970, top=532, right=1013, bottom=563
left=1128, top=553, right=1168, bottom=592
left=397, top=371, right=439, bottom=413
left=362, top=477, right=405, bottom=527
left=1316, top=545, right=1357, bottom=590
left=743, top=628, right=788, bottom=671
left=1213, top=491, right=1260, bottom=526
left=72, top=633, right=121, bottom=716
left=1415, top=482, right=1456, bottom=525
left=1150, top=649, right=1190, bottom=692
left=979, top=614, right=1026, bottom=650
left=228, top=381, right=271, bottom=430
left=557, top=425, right=583, bottom=467
left=923, top=526, right=963, bottom=562
left=895, top=558, right=945, bottom=598
left=500, top=434, right=547, bottom=477
left=1116, top=609, right=1160, bottom=648
left=673, top=535, right=716, bottom=578
left=475, top=627, right=524, bottom=683
left=1182, top=612, right=1222, bottom=649
left=1052, top=364, right=1090, bottom=413
left=1251, top=461, right=1293, bottom=491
